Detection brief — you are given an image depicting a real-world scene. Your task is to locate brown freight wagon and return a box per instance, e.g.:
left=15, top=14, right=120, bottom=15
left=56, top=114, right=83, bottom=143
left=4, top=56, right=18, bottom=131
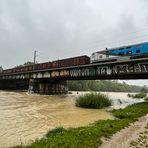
left=15, top=65, right=32, bottom=73
left=51, top=55, right=90, bottom=68
left=34, top=62, right=52, bottom=71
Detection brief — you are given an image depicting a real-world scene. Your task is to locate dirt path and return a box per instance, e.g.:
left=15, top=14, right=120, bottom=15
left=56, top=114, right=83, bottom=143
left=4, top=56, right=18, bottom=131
left=100, top=114, right=148, bottom=148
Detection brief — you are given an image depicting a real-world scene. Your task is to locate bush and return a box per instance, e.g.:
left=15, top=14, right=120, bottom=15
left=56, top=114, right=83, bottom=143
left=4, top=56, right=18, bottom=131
left=75, top=93, right=112, bottom=109
left=144, top=97, right=148, bottom=101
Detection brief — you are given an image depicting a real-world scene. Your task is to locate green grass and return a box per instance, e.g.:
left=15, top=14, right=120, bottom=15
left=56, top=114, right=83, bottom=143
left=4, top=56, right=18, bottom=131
left=112, top=102, right=148, bottom=119
left=13, top=102, right=148, bottom=148
left=75, top=93, right=112, bottom=109
left=128, top=92, right=147, bottom=98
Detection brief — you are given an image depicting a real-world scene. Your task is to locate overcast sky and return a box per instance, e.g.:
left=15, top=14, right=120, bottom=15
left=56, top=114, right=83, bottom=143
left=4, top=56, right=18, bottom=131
left=0, top=0, right=148, bottom=86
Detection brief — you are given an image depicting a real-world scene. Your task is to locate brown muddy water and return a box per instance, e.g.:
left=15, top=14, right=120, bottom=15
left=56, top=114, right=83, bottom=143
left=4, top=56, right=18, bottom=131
left=0, top=91, right=114, bottom=147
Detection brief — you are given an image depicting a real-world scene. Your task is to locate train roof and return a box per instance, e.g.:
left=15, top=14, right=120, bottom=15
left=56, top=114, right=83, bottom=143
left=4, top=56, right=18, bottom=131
left=108, top=41, right=148, bottom=51
left=92, top=41, right=148, bottom=54
left=52, top=55, right=89, bottom=62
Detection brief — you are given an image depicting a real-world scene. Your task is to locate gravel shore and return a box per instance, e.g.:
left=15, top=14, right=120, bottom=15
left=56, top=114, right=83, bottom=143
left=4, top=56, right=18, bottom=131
left=100, top=114, right=148, bottom=148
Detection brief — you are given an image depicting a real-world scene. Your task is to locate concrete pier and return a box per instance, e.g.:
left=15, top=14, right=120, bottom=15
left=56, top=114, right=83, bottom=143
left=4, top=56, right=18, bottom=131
left=28, top=79, right=68, bottom=95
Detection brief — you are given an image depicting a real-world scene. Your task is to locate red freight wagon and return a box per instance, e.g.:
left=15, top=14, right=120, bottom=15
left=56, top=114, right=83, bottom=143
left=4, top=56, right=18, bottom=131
left=51, top=55, right=90, bottom=68
left=28, top=65, right=33, bottom=71
left=15, top=66, right=27, bottom=73
left=35, top=62, right=51, bottom=71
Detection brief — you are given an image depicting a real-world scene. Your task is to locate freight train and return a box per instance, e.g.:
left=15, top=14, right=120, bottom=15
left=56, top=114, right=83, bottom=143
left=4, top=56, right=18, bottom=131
left=0, top=55, right=90, bottom=75
left=1, top=42, right=148, bottom=75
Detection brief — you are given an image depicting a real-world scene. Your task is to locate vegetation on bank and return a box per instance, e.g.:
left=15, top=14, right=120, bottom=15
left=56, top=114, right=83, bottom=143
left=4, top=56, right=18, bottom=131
left=128, top=92, right=147, bottom=98
left=13, top=102, right=148, bottom=148
left=75, top=93, right=112, bottom=109
left=145, top=97, right=148, bottom=101
left=68, top=80, right=147, bottom=92
left=128, top=87, right=147, bottom=99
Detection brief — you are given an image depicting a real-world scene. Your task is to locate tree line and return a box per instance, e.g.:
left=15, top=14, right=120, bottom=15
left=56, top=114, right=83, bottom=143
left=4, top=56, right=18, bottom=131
left=67, top=80, right=147, bottom=92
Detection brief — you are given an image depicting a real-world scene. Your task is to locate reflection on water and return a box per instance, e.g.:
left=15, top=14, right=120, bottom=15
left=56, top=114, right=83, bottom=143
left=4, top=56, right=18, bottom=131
left=0, top=91, right=114, bottom=147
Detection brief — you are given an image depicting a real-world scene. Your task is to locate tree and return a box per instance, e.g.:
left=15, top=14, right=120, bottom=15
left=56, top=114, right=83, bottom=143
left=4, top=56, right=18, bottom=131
left=67, top=80, right=142, bottom=92
left=15, top=61, right=34, bottom=68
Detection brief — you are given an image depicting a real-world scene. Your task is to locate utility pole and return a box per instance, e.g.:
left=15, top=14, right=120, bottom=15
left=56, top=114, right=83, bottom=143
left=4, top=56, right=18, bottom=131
left=34, top=50, right=37, bottom=64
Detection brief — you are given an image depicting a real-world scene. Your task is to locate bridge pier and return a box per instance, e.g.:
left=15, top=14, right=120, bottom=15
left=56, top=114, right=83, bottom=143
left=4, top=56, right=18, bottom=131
left=29, top=79, right=68, bottom=95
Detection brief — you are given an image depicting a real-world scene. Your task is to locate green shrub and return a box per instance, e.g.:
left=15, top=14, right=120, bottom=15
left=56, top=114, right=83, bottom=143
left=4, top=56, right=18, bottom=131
left=75, top=93, right=112, bottom=109
left=144, top=97, right=148, bottom=101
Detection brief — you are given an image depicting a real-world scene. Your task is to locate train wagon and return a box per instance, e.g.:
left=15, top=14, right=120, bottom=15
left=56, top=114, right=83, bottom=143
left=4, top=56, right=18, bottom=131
left=51, top=55, right=90, bottom=68
left=15, top=66, right=29, bottom=73
left=34, top=62, right=52, bottom=71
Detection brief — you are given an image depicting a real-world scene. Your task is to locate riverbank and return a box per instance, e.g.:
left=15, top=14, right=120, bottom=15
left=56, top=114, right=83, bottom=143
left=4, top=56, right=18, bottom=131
left=14, top=102, right=148, bottom=148
left=100, top=114, right=148, bottom=148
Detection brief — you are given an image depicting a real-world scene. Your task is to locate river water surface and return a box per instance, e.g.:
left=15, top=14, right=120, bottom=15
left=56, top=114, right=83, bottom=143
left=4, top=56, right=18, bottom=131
left=0, top=91, right=144, bottom=147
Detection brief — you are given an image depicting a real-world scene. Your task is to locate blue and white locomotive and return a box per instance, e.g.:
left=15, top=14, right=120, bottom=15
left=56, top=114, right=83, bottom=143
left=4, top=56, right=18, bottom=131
left=90, top=42, right=148, bottom=63
left=107, top=42, right=148, bottom=56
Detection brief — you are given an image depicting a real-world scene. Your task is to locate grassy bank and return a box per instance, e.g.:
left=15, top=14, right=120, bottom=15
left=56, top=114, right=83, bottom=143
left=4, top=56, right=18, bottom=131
left=13, top=102, right=148, bottom=148
left=75, top=93, right=112, bottom=109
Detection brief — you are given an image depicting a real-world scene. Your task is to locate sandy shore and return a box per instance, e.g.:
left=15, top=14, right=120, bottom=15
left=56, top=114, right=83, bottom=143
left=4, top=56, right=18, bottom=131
left=100, top=114, right=148, bottom=148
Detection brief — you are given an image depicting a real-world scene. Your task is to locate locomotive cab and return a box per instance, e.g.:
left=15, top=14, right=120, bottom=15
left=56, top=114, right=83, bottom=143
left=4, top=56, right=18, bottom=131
left=90, top=52, right=117, bottom=63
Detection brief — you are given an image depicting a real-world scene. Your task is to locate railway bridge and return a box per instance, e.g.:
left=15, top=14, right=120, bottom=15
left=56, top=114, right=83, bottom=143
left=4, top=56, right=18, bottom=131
left=0, top=57, right=148, bottom=94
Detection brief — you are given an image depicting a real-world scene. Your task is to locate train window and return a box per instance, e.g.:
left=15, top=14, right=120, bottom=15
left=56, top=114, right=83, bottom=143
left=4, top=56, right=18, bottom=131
left=119, top=48, right=124, bottom=50
left=136, top=49, right=140, bottom=53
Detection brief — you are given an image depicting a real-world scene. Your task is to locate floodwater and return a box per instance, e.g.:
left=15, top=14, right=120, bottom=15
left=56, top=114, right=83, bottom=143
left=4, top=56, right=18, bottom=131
left=0, top=91, right=144, bottom=147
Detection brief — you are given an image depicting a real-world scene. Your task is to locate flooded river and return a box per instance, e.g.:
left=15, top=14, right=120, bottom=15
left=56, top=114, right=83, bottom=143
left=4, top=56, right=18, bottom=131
left=0, top=91, right=144, bottom=147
